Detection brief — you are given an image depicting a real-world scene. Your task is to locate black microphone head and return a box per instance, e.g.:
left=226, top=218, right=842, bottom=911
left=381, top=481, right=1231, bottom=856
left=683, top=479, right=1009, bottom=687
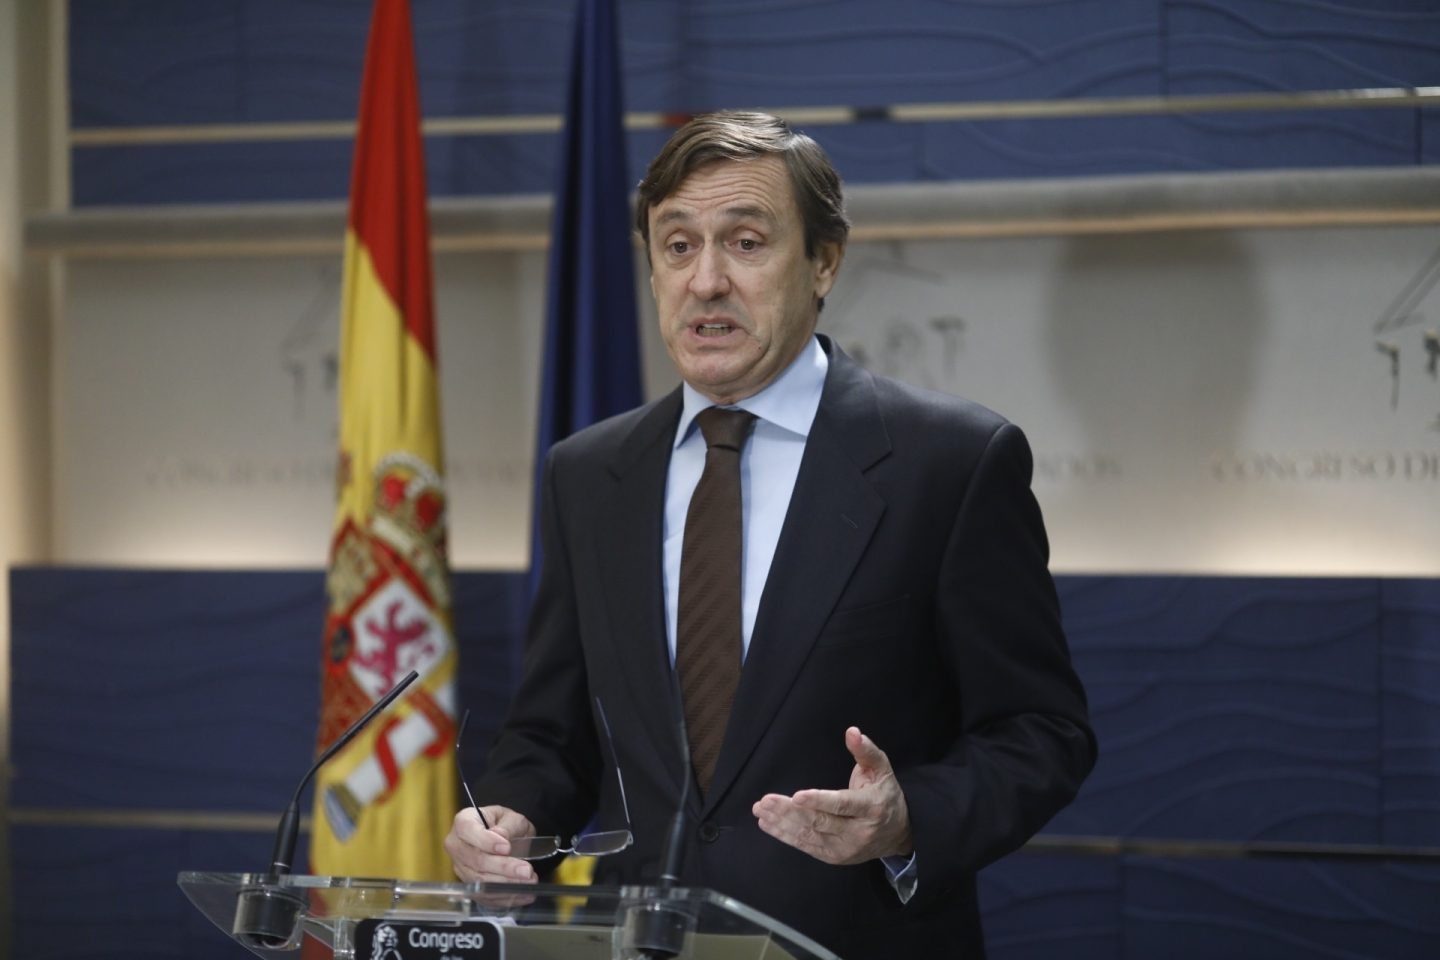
left=268, top=804, right=302, bottom=877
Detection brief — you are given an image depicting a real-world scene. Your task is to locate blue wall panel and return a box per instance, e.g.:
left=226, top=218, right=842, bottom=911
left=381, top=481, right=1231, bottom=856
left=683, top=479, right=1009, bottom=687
left=65, top=0, right=1440, bottom=205
left=8, top=567, right=528, bottom=814
left=11, top=826, right=257, bottom=959
left=1166, top=0, right=1440, bottom=92
left=1121, top=858, right=1440, bottom=960
left=71, top=140, right=357, bottom=207
left=981, top=854, right=1440, bottom=960
left=1380, top=578, right=1440, bottom=847
left=9, top=566, right=529, bottom=959
left=1165, top=110, right=1422, bottom=170
left=10, top=568, right=319, bottom=811
left=10, top=570, right=1440, bottom=957
left=67, top=0, right=1159, bottom=127
left=665, top=1, right=1160, bottom=106
left=919, top=116, right=1191, bottom=180
left=1052, top=577, right=1381, bottom=843
left=978, top=854, right=1122, bottom=960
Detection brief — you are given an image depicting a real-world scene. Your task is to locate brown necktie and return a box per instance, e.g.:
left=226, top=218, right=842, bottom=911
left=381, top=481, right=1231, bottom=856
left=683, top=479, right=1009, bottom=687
left=676, top=406, right=756, bottom=796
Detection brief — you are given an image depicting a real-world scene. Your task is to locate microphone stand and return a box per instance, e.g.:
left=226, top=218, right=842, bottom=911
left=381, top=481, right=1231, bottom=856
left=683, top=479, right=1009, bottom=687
left=233, top=670, right=420, bottom=949
left=620, top=672, right=697, bottom=959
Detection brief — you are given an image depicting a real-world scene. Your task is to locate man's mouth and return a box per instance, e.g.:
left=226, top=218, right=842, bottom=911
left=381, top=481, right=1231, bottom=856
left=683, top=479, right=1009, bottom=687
left=694, top=321, right=735, bottom=338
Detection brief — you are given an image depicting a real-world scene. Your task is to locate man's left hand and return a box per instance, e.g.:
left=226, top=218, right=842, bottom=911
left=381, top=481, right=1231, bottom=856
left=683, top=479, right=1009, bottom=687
left=752, top=726, right=914, bottom=865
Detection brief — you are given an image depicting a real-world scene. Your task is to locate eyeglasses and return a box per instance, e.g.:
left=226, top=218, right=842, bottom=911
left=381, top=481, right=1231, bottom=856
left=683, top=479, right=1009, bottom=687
left=454, top=700, right=634, bottom=862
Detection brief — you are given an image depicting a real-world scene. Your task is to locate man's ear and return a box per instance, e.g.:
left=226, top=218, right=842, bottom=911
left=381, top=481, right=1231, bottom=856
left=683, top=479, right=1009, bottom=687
left=812, top=241, right=844, bottom=301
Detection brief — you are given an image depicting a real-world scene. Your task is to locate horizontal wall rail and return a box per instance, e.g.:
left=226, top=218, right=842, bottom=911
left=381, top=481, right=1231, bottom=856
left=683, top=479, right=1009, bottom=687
left=1025, top=834, right=1440, bottom=864
left=12, top=807, right=1440, bottom=864
left=68, top=86, right=1440, bottom=148
left=25, top=167, right=1440, bottom=258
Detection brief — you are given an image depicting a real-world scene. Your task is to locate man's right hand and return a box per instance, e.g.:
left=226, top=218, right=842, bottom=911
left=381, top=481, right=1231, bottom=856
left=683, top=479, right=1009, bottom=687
left=444, top=805, right=542, bottom=884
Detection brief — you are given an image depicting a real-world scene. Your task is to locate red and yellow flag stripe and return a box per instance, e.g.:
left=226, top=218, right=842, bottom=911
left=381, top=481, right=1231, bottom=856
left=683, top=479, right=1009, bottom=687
left=310, top=0, right=458, bottom=883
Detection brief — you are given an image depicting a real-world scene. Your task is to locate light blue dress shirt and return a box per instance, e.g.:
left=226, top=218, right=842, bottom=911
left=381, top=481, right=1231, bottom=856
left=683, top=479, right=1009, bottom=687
left=662, top=336, right=828, bottom=662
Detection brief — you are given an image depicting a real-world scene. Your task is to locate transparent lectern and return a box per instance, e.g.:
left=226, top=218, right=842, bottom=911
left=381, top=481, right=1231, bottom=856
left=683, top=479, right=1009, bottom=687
left=178, top=872, right=844, bottom=960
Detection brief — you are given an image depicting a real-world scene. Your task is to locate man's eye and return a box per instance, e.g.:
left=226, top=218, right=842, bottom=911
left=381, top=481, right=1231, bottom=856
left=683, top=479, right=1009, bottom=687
left=737, top=238, right=758, bottom=251
left=668, top=241, right=689, bottom=255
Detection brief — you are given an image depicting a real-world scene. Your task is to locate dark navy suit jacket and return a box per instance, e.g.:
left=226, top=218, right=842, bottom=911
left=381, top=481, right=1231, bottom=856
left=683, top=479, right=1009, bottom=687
left=480, top=335, right=1096, bottom=959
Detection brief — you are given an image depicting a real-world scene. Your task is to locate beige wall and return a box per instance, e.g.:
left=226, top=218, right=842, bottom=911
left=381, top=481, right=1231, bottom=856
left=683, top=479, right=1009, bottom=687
left=1, top=0, right=63, bottom=943
left=51, top=225, right=1440, bottom=576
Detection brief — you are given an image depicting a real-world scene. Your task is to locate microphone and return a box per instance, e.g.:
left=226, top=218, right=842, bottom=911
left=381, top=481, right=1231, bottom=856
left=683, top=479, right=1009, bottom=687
left=621, top=674, right=696, bottom=959
left=233, top=669, right=421, bottom=949
left=270, top=668, right=419, bottom=875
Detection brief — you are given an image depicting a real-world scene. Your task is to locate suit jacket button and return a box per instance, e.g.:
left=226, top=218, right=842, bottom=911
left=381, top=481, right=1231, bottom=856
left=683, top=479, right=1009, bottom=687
left=698, top=822, right=720, bottom=843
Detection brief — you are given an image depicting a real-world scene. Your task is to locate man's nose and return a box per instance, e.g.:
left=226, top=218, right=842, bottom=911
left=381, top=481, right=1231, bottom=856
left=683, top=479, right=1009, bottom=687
left=688, top=244, right=730, bottom=300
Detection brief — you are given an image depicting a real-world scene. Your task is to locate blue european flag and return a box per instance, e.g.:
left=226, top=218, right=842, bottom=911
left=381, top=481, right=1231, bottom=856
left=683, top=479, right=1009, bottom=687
left=527, top=0, right=644, bottom=647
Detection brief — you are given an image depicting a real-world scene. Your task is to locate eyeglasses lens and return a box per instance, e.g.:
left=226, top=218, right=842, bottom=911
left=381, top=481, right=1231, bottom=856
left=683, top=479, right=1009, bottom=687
left=572, top=829, right=634, bottom=856
left=507, top=836, right=560, bottom=861
left=506, top=829, right=633, bottom=861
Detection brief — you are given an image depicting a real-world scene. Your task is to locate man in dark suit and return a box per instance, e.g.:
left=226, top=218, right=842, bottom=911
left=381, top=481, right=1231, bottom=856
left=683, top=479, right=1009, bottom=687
left=446, top=111, right=1095, bottom=958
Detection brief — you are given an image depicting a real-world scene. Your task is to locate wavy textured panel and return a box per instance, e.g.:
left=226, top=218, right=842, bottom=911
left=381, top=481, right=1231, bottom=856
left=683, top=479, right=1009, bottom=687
left=68, top=0, right=575, bottom=125
left=66, top=0, right=1439, bottom=203
left=8, top=568, right=528, bottom=811
left=70, top=139, right=356, bottom=206
left=11, top=825, right=255, bottom=959
left=10, top=568, right=322, bottom=810
left=69, top=131, right=599, bottom=206
left=1051, top=577, right=1381, bottom=842
left=1379, top=578, right=1440, bottom=846
left=1159, top=0, right=1437, bottom=170
left=1166, top=0, right=1440, bottom=92
left=1124, top=858, right=1440, bottom=959
left=11, top=570, right=1440, bottom=957
left=1159, top=109, right=1418, bottom=170
left=70, top=1, right=250, bottom=127
left=675, top=0, right=1158, bottom=106
left=978, top=854, right=1121, bottom=960
left=69, top=0, right=1153, bottom=127
left=9, top=567, right=529, bottom=959
left=913, top=115, right=1241, bottom=180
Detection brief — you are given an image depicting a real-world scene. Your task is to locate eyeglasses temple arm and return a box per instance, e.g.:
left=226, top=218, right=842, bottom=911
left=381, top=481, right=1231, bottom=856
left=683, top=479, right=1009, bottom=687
left=594, top=697, right=634, bottom=830
left=455, top=708, right=492, bottom=830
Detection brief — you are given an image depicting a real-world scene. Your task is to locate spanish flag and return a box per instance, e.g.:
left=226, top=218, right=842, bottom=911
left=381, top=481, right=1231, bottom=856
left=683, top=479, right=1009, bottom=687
left=310, top=0, right=457, bottom=881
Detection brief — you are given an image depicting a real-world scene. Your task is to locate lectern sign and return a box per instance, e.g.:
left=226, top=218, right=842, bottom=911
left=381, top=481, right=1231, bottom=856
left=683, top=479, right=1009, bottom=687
left=353, top=919, right=504, bottom=959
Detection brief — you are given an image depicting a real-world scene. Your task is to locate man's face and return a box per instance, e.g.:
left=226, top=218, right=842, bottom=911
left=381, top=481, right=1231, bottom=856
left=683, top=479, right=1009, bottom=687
left=647, top=155, right=842, bottom=406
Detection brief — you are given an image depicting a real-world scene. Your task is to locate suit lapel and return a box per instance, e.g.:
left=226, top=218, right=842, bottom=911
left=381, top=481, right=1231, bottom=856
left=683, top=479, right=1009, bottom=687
left=594, top=390, right=691, bottom=790
left=706, top=341, right=891, bottom=808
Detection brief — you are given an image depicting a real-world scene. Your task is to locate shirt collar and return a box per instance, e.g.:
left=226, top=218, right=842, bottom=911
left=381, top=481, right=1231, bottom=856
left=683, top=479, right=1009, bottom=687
left=675, top=336, right=829, bottom=447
